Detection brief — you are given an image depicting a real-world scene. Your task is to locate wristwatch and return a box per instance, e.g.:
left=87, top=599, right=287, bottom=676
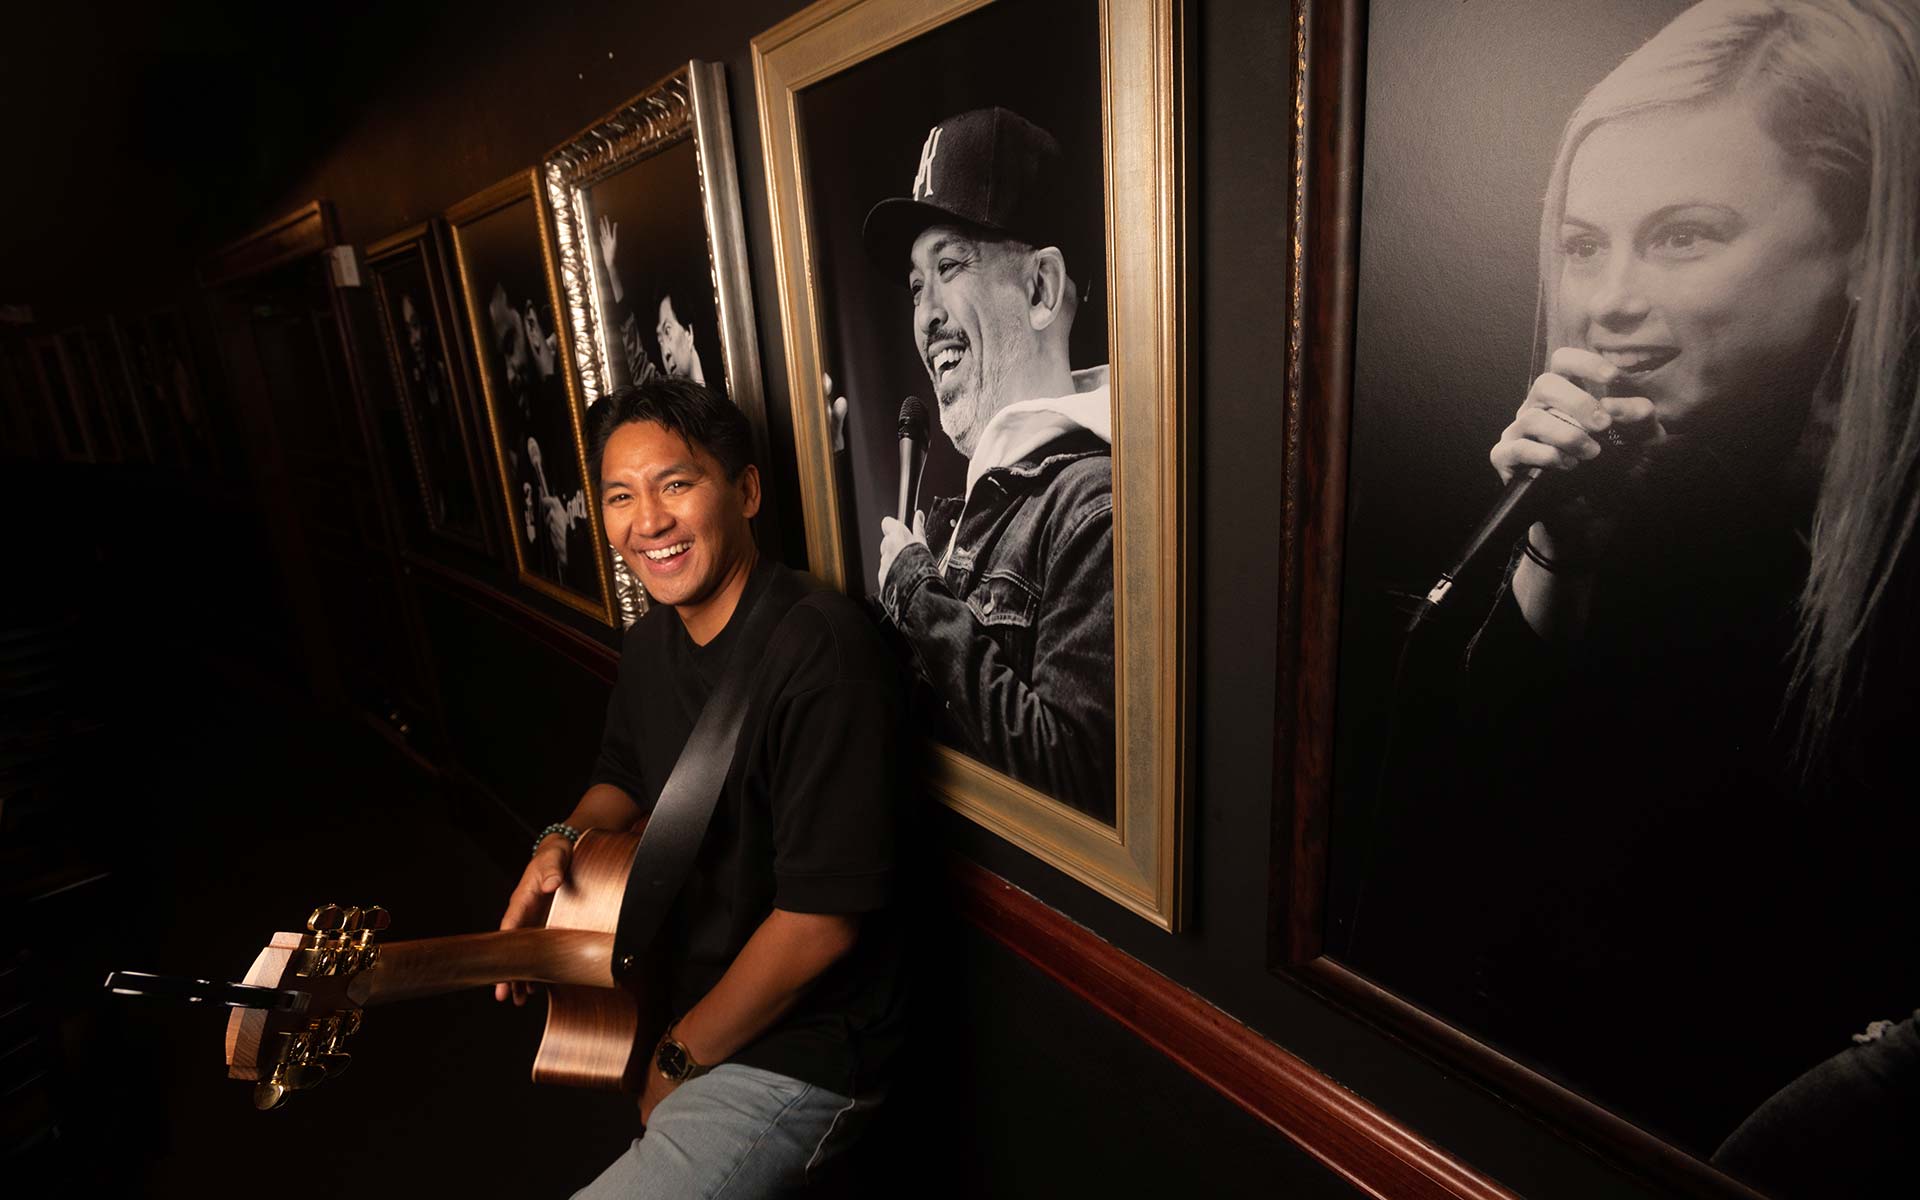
left=654, top=1025, right=711, bottom=1083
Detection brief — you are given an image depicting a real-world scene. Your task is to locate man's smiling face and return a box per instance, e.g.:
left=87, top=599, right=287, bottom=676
left=908, top=225, right=1039, bottom=457
left=598, top=419, right=760, bottom=628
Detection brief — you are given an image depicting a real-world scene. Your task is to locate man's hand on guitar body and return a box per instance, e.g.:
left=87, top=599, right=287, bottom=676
left=495, top=783, right=644, bottom=1005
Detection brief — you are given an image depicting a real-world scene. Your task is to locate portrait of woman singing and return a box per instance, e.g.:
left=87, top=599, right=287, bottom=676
left=1342, top=2, right=1920, bottom=1193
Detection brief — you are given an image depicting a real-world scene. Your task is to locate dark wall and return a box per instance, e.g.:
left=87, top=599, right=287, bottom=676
left=8, top=1, right=1677, bottom=1196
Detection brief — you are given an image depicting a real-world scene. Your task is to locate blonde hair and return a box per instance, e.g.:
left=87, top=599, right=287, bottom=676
left=1535, top=0, right=1920, bottom=767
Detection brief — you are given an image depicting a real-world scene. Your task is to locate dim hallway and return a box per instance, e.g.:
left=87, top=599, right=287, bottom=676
left=0, top=465, right=1300, bottom=1200
left=0, top=461, right=648, bottom=1196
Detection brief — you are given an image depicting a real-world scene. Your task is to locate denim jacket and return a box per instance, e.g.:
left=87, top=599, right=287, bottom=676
left=880, top=428, right=1115, bottom=821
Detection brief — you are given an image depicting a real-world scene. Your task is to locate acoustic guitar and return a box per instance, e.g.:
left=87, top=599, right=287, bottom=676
left=108, top=829, right=662, bottom=1109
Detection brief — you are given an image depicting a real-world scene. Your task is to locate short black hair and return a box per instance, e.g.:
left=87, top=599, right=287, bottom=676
left=585, top=376, right=754, bottom=488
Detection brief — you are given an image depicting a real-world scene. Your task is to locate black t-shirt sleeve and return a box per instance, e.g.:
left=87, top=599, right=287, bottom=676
left=767, top=618, right=903, bottom=914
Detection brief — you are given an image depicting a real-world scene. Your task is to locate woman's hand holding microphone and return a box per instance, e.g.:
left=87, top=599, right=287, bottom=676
left=1489, top=347, right=1665, bottom=636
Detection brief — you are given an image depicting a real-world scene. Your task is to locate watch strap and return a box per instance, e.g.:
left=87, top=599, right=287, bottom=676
left=656, top=1025, right=711, bottom=1082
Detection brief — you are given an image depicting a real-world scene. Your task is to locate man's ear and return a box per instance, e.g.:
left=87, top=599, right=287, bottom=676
left=738, top=464, right=763, bottom=520
left=1027, top=247, right=1069, bottom=332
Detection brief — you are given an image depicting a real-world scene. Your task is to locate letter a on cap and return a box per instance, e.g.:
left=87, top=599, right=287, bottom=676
left=911, top=125, right=942, bottom=201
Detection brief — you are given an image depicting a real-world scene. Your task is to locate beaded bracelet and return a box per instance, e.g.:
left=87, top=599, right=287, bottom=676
left=532, top=822, right=582, bottom=857
left=1521, top=537, right=1590, bottom=575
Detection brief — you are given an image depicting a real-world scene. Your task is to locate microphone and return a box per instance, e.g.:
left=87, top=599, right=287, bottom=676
left=1420, top=419, right=1644, bottom=611
left=896, top=396, right=929, bottom=523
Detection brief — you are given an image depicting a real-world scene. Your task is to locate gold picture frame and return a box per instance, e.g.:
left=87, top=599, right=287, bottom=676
left=447, top=170, right=615, bottom=623
left=540, top=60, right=770, bottom=629
left=366, top=221, right=495, bottom=557
left=753, top=0, right=1189, bottom=928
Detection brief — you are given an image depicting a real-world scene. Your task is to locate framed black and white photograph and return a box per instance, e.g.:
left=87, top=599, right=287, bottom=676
left=756, top=0, right=1188, bottom=927
left=78, top=321, right=156, bottom=464
left=142, top=307, right=217, bottom=469
left=32, top=334, right=93, bottom=462
left=59, top=327, right=124, bottom=462
left=121, top=318, right=176, bottom=466
left=541, top=60, right=768, bottom=628
left=367, top=222, right=492, bottom=556
left=1, top=336, right=59, bottom=459
left=447, top=170, right=613, bottom=623
left=1275, top=2, right=1920, bottom=1195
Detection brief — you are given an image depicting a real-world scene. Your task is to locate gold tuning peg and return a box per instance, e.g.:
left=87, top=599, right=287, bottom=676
left=360, top=906, right=390, bottom=932
left=253, top=1079, right=289, bottom=1111
left=307, top=904, right=344, bottom=932
left=339, top=907, right=363, bottom=933
left=283, top=1061, right=330, bottom=1091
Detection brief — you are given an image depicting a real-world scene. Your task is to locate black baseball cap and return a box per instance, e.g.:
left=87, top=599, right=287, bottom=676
left=862, top=107, right=1070, bottom=272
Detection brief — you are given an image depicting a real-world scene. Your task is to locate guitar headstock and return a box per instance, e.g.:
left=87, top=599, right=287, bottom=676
left=225, top=904, right=390, bottom=1110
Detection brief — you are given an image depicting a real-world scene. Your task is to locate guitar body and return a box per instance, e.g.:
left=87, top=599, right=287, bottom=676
left=532, top=829, right=665, bottom=1091
left=220, top=828, right=664, bottom=1106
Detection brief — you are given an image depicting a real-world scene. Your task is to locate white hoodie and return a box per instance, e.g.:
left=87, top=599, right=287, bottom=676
left=940, top=365, right=1112, bottom=569
left=963, top=365, right=1112, bottom=498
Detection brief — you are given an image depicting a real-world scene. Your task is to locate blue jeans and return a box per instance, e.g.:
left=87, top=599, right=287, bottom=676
left=572, top=1064, right=868, bottom=1199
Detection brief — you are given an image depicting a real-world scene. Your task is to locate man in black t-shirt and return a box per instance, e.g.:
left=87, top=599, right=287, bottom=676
left=494, top=378, right=905, bottom=1197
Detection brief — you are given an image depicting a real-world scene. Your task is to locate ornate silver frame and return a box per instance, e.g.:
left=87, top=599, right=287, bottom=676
left=541, top=61, right=770, bottom=627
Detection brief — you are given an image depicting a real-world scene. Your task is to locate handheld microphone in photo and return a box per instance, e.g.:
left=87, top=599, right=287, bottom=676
left=1418, top=403, right=1648, bottom=615
left=1419, top=464, right=1556, bottom=611
left=897, top=396, right=929, bottom=523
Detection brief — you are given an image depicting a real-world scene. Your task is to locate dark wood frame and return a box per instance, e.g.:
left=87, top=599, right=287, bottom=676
left=139, top=303, right=223, bottom=471
left=364, top=220, right=497, bottom=558
left=198, top=198, right=449, bottom=762
left=29, top=332, right=95, bottom=462
left=102, top=316, right=162, bottom=463
left=1268, top=4, right=1763, bottom=1197
left=63, top=326, right=129, bottom=461
left=0, top=336, right=50, bottom=458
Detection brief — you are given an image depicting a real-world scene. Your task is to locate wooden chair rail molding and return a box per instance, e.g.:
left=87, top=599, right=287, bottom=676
left=950, top=859, right=1517, bottom=1200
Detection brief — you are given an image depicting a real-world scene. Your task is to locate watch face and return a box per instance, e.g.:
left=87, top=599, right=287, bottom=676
left=657, top=1040, right=689, bottom=1079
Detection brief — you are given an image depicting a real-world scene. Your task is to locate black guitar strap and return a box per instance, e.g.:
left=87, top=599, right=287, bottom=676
left=608, top=568, right=804, bottom=976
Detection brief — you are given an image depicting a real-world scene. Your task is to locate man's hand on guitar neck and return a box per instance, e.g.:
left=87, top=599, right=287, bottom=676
left=494, top=839, right=570, bottom=1005
left=494, top=783, right=643, bottom=1005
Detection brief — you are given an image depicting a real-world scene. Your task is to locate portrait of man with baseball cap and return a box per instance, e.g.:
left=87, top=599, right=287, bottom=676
left=858, top=105, right=1116, bottom=822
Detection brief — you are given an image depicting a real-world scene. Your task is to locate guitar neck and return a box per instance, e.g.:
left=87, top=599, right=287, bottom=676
left=346, top=929, right=616, bottom=1007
